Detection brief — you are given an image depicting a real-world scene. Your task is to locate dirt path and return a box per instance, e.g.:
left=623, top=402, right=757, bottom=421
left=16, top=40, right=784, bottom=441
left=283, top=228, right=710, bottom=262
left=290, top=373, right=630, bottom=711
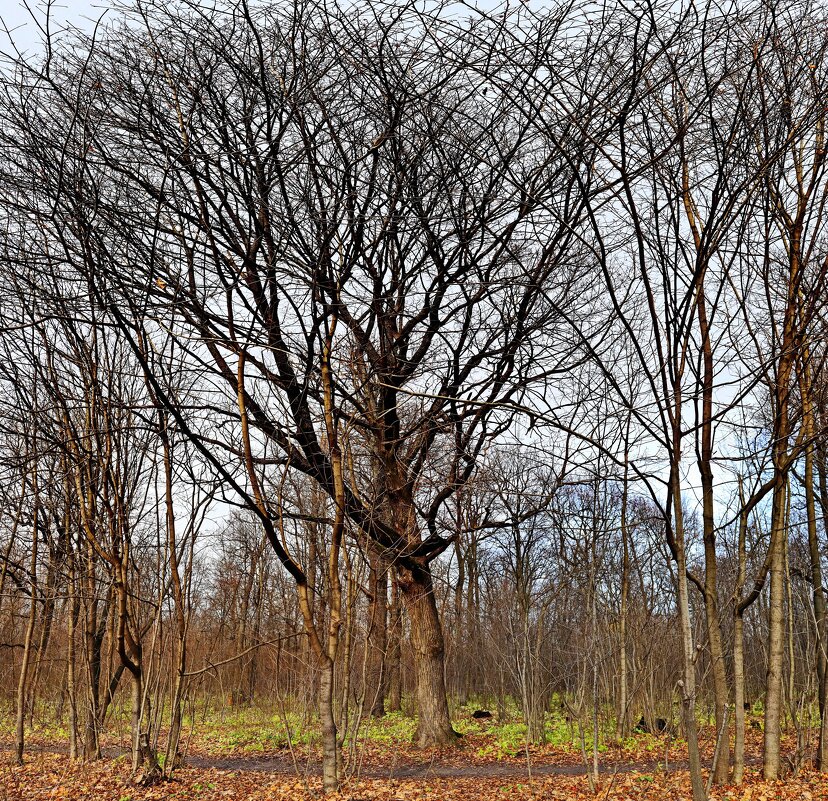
left=185, top=753, right=682, bottom=779
left=5, top=742, right=753, bottom=780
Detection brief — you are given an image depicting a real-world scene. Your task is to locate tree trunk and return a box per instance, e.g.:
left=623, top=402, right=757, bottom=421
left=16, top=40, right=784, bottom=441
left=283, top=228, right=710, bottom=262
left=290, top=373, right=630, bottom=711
left=67, top=568, right=79, bottom=760
left=29, top=555, right=56, bottom=723
left=161, top=416, right=187, bottom=777
left=694, top=267, right=730, bottom=785
left=387, top=572, right=402, bottom=713
left=805, top=392, right=828, bottom=769
left=821, top=662, right=828, bottom=775
left=704, top=592, right=730, bottom=784
left=671, top=469, right=706, bottom=801
left=733, top=609, right=746, bottom=784
left=819, top=444, right=828, bottom=771
left=618, top=443, right=630, bottom=741
left=363, top=549, right=387, bottom=718
left=398, top=563, right=458, bottom=746
left=15, top=492, right=39, bottom=766
left=764, top=478, right=787, bottom=780
left=319, top=656, right=339, bottom=793
left=806, top=446, right=826, bottom=728
left=453, top=536, right=466, bottom=705
left=732, top=485, right=748, bottom=785
left=83, top=552, right=108, bottom=760
left=165, top=668, right=185, bottom=777
left=130, top=670, right=143, bottom=775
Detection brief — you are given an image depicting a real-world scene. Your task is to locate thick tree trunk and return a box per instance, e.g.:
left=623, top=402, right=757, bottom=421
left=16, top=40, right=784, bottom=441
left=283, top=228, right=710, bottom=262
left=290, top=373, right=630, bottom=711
left=398, top=563, right=458, bottom=746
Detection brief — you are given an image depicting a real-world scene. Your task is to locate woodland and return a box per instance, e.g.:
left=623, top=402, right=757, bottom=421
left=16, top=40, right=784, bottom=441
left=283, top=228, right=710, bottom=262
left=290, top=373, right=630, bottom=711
left=0, top=1, right=827, bottom=800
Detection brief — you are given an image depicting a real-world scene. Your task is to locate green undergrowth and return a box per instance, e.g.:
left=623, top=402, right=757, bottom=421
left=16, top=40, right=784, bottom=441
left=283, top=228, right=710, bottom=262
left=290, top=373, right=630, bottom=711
left=0, top=699, right=70, bottom=742
left=187, top=708, right=319, bottom=752
left=354, top=711, right=418, bottom=745
left=0, top=696, right=758, bottom=760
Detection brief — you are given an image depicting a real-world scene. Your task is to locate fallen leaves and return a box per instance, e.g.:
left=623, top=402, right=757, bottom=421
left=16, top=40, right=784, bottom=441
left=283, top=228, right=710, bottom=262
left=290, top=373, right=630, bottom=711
left=3, top=754, right=828, bottom=801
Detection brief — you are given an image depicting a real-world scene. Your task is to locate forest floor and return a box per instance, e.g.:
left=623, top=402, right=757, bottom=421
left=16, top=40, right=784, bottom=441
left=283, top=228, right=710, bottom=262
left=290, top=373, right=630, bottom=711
left=2, top=711, right=827, bottom=800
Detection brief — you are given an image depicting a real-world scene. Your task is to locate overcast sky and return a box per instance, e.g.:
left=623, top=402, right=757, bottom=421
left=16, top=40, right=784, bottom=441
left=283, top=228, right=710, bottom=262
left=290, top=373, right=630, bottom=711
left=2, top=0, right=111, bottom=56
left=3, top=0, right=511, bottom=56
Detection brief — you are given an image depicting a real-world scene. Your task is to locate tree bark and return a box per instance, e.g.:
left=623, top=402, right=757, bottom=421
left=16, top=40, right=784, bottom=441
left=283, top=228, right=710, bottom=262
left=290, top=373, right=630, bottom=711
left=363, top=549, right=387, bottom=718
left=130, top=670, right=143, bottom=775
left=818, top=443, right=828, bottom=771
left=14, top=470, right=39, bottom=766
left=703, top=577, right=729, bottom=784
left=671, top=468, right=707, bottom=801
left=689, top=206, right=729, bottom=784
left=733, top=607, right=746, bottom=784
left=398, top=563, right=458, bottom=746
left=732, top=483, right=749, bottom=785
left=319, top=656, right=339, bottom=793
left=618, top=440, right=630, bottom=741
left=83, top=547, right=108, bottom=760
left=764, top=477, right=787, bottom=780
left=67, top=560, right=79, bottom=760
left=386, top=572, right=402, bottom=713
left=803, top=368, right=827, bottom=768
